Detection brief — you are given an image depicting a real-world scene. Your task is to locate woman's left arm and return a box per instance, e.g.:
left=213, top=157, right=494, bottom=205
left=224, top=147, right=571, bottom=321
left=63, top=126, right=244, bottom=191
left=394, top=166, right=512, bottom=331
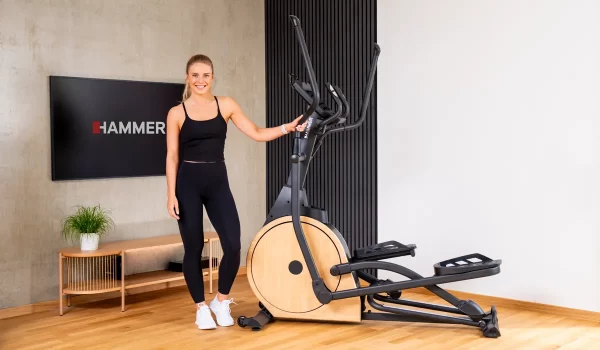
left=224, top=97, right=306, bottom=142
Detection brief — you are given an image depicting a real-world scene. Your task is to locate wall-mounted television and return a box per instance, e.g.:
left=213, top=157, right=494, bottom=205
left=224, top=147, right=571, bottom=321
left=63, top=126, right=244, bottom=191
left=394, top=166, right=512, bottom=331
left=49, top=76, right=184, bottom=181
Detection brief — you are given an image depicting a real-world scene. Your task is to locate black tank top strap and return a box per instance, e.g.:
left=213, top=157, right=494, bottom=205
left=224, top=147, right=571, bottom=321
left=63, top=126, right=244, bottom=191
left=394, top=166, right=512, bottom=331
left=214, top=96, right=221, bottom=116
left=181, top=102, right=190, bottom=119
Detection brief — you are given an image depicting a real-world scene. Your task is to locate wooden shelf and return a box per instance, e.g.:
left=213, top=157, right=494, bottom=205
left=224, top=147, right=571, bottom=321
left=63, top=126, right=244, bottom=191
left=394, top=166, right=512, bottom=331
left=58, top=233, right=222, bottom=315
left=124, top=270, right=210, bottom=289
left=125, top=270, right=184, bottom=289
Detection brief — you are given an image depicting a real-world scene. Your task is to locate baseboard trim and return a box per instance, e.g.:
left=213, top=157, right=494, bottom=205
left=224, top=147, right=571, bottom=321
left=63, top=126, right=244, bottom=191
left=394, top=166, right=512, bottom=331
left=409, top=287, right=600, bottom=323
left=0, top=266, right=247, bottom=320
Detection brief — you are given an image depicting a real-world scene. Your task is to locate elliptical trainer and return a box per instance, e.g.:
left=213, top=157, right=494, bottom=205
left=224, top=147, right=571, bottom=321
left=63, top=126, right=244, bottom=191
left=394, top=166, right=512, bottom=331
left=237, top=15, right=501, bottom=338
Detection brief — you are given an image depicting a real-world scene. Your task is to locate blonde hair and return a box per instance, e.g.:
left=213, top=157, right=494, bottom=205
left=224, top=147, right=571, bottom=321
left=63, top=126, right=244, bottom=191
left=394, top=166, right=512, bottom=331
left=182, top=54, right=214, bottom=101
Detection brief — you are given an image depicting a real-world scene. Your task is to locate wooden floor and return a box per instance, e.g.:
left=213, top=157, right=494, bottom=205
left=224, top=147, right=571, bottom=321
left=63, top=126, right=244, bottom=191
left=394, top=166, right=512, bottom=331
left=1, top=278, right=599, bottom=350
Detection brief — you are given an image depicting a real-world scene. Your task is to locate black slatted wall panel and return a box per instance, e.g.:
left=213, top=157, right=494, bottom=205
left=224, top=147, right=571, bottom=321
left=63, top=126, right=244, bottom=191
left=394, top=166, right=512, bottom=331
left=265, top=0, right=378, bottom=257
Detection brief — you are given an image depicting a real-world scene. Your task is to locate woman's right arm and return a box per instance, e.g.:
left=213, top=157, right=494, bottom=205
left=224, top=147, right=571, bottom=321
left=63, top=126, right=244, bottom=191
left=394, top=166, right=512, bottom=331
left=166, top=106, right=181, bottom=220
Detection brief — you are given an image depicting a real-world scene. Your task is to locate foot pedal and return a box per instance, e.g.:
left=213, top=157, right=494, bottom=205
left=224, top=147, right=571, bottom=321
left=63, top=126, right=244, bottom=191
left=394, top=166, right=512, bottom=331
left=434, top=253, right=502, bottom=276
left=353, top=241, right=416, bottom=261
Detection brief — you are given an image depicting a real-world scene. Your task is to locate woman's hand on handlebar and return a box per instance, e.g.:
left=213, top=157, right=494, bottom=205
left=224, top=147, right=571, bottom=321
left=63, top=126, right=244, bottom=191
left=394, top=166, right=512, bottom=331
left=286, top=115, right=308, bottom=133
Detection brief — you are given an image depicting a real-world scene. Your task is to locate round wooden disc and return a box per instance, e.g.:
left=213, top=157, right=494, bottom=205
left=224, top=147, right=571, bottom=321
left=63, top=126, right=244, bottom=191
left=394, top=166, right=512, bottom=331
left=249, top=219, right=344, bottom=314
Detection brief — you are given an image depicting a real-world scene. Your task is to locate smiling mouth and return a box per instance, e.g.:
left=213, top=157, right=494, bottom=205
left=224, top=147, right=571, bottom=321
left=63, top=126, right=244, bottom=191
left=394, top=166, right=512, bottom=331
left=195, top=84, right=207, bottom=89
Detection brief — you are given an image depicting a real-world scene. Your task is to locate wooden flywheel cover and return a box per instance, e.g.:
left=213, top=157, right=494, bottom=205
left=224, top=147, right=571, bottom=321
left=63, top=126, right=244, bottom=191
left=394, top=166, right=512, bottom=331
left=248, top=216, right=346, bottom=314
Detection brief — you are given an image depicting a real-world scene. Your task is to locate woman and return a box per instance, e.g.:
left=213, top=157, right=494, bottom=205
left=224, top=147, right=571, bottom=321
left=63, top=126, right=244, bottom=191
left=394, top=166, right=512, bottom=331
left=165, top=54, right=306, bottom=330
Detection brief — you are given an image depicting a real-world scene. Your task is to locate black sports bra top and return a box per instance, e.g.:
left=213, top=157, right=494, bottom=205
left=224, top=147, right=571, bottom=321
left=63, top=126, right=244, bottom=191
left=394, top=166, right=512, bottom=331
left=179, top=97, right=227, bottom=162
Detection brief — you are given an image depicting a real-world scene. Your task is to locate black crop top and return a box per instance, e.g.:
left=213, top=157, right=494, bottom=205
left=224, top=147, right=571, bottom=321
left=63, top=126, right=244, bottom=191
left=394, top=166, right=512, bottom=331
left=179, top=97, right=227, bottom=162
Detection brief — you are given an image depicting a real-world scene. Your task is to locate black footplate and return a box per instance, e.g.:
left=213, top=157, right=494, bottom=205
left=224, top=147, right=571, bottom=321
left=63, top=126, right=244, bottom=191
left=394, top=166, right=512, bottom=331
left=434, top=253, right=502, bottom=276
left=353, top=241, right=416, bottom=261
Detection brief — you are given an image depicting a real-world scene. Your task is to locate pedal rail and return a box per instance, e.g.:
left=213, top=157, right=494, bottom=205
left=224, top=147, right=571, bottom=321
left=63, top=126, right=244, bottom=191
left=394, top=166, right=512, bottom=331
left=365, top=294, right=482, bottom=327
left=356, top=269, right=489, bottom=320
left=329, top=260, right=501, bottom=300
left=363, top=295, right=502, bottom=338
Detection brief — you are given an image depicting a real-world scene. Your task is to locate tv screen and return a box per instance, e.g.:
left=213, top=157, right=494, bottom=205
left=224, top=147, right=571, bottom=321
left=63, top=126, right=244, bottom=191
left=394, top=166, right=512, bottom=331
left=49, top=76, right=184, bottom=181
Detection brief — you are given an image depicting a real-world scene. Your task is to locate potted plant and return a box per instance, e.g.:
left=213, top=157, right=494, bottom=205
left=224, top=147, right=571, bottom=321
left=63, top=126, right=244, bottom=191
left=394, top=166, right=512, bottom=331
left=61, top=204, right=115, bottom=251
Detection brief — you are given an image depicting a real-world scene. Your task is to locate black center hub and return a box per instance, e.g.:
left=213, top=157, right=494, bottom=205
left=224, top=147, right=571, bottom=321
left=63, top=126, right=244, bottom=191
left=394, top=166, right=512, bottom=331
left=289, top=260, right=303, bottom=275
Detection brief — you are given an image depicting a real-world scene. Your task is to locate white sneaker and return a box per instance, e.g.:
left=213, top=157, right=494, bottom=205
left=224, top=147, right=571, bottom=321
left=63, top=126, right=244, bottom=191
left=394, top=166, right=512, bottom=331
left=195, top=304, right=216, bottom=330
left=209, top=296, right=236, bottom=327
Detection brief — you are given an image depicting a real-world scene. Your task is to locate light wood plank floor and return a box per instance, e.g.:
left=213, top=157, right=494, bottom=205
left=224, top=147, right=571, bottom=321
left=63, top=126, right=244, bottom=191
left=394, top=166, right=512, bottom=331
left=1, top=278, right=599, bottom=349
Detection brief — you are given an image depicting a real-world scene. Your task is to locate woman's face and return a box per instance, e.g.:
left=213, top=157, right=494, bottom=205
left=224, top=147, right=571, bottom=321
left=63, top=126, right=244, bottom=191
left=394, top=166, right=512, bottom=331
left=187, top=62, right=213, bottom=95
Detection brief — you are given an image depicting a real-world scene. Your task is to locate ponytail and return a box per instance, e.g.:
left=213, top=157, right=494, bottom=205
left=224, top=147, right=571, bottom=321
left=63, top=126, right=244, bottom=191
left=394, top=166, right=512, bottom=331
left=182, top=83, right=191, bottom=102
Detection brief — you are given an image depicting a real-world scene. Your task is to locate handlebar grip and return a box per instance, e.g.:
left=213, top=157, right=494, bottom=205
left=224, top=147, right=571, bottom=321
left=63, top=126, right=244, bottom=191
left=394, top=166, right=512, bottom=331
left=373, top=43, right=381, bottom=55
left=289, top=15, right=320, bottom=125
left=321, top=83, right=343, bottom=126
left=290, top=15, right=302, bottom=27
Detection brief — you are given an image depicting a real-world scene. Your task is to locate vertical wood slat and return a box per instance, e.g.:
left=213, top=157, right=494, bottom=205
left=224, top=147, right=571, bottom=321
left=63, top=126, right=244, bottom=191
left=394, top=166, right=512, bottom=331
left=264, top=0, right=377, bottom=272
left=64, top=255, right=121, bottom=292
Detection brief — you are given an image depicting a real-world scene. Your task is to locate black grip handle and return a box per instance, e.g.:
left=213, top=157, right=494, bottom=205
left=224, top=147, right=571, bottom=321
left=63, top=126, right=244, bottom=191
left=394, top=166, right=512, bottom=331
left=321, top=83, right=342, bottom=125
left=289, top=15, right=319, bottom=125
left=290, top=15, right=302, bottom=27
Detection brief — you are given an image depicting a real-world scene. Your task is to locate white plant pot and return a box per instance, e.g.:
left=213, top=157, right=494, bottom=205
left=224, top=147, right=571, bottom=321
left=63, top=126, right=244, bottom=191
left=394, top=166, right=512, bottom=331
left=80, top=233, right=100, bottom=251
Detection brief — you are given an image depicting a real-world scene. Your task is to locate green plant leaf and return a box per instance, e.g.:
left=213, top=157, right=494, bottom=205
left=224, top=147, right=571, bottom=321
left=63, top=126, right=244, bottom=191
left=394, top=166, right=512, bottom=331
left=61, top=204, right=115, bottom=245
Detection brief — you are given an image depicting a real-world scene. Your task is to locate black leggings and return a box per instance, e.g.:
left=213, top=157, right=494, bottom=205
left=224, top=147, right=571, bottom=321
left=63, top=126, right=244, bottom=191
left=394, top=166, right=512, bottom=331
left=176, top=161, right=241, bottom=303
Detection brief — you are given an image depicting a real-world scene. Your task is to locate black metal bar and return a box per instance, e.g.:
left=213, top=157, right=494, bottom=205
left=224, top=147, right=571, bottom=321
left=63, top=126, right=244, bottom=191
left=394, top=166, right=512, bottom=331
left=361, top=310, right=479, bottom=327
left=366, top=295, right=481, bottom=327
left=356, top=270, right=378, bottom=284
left=332, top=258, right=416, bottom=276
left=356, top=269, right=464, bottom=310
left=321, top=84, right=343, bottom=126
left=423, top=285, right=463, bottom=308
left=331, top=264, right=501, bottom=300
left=291, top=139, right=320, bottom=284
left=289, top=15, right=319, bottom=125
left=372, top=294, right=463, bottom=315
left=331, top=260, right=501, bottom=307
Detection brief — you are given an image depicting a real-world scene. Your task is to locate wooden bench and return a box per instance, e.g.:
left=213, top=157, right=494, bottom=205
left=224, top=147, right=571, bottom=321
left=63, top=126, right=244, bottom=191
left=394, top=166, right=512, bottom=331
left=57, top=232, right=221, bottom=315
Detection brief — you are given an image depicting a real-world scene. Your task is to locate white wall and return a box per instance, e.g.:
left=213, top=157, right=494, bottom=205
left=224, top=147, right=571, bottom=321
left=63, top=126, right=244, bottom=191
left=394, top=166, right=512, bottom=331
left=377, top=0, right=599, bottom=311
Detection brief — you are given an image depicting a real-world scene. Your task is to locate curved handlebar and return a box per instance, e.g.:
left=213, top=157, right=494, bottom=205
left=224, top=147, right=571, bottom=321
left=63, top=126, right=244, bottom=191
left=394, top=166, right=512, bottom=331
left=289, top=15, right=320, bottom=125
left=322, top=84, right=349, bottom=127
left=352, top=43, right=380, bottom=130
left=326, top=43, right=380, bottom=135
left=321, top=83, right=343, bottom=126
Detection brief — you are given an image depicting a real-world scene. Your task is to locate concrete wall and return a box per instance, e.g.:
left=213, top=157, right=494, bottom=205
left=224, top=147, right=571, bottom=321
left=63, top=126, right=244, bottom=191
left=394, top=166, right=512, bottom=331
left=378, top=0, right=599, bottom=311
left=0, top=0, right=265, bottom=309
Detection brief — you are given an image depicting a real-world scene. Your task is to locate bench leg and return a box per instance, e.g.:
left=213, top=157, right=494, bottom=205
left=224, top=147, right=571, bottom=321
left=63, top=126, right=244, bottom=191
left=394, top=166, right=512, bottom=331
left=121, top=252, right=125, bottom=312
left=59, top=253, right=63, bottom=315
